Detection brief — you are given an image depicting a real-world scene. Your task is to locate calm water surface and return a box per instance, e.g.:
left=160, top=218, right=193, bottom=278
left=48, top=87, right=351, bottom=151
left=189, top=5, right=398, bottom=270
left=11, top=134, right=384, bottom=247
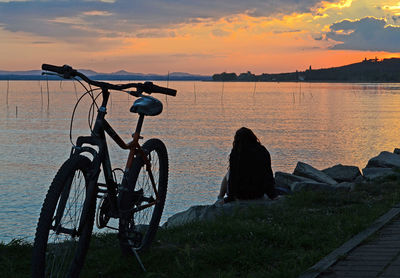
left=1, top=80, right=400, bottom=243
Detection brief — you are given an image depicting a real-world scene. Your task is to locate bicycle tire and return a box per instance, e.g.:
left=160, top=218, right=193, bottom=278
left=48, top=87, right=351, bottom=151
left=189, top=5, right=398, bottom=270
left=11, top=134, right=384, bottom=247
left=118, top=138, right=168, bottom=254
left=32, top=155, right=97, bottom=278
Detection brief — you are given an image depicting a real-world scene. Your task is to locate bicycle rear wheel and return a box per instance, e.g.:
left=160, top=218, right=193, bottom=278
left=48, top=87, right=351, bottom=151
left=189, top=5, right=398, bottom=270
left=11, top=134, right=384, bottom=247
left=119, top=138, right=168, bottom=254
left=32, top=155, right=97, bottom=278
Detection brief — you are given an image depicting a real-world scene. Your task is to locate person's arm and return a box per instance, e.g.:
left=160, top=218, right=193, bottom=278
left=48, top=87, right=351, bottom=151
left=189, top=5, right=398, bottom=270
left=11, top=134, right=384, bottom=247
left=263, top=147, right=278, bottom=199
left=224, top=169, right=236, bottom=203
left=217, top=170, right=228, bottom=200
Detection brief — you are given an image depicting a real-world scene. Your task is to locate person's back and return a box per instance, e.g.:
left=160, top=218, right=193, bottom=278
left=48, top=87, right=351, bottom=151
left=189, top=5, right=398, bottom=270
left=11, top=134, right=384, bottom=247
left=218, top=127, right=277, bottom=203
left=229, top=144, right=274, bottom=200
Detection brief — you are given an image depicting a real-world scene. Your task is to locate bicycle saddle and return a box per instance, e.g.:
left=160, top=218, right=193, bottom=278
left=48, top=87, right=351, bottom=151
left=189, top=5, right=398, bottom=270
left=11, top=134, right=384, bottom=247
left=130, top=95, right=163, bottom=116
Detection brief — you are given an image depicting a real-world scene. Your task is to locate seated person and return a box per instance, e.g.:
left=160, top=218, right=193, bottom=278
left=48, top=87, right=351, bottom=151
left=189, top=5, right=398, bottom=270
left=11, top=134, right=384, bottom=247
left=217, top=127, right=277, bottom=203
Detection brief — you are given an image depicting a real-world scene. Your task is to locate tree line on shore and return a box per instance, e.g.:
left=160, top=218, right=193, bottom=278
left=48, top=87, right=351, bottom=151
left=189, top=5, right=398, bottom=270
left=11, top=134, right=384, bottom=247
left=212, top=57, right=400, bottom=82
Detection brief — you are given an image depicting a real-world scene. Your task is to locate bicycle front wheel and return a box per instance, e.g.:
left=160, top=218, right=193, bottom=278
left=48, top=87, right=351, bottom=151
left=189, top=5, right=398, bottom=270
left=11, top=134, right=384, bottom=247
left=119, top=138, right=168, bottom=254
left=32, top=155, right=97, bottom=278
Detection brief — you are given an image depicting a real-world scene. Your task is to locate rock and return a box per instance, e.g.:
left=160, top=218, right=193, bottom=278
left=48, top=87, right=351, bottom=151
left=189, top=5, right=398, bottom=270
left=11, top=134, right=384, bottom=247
left=354, top=175, right=366, bottom=184
left=291, top=181, right=334, bottom=192
left=163, top=198, right=280, bottom=228
left=275, top=171, right=316, bottom=189
left=366, top=151, right=400, bottom=168
left=362, top=167, right=397, bottom=180
left=322, top=164, right=362, bottom=182
left=333, top=182, right=355, bottom=191
left=394, top=148, right=400, bottom=155
left=162, top=205, right=218, bottom=228
left=293, top=162, right=338, bottom=185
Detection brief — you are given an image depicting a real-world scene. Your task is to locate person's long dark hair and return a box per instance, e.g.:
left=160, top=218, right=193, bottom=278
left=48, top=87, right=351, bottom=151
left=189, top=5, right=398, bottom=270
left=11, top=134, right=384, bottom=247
left=229, top=127, right=262, bottom=188
left=229, top=127, right=261, bottom=166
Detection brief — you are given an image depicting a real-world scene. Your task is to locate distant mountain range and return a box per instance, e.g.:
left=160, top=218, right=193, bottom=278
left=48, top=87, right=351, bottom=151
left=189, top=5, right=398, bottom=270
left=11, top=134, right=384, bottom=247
left=0, top=69, right=212, bottom=81
left=212, top=57, right=400, bottom=82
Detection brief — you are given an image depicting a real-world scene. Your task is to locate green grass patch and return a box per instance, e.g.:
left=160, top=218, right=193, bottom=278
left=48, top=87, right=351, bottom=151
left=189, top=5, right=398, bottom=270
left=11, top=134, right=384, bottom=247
left=0, top=239, right=32, bottom=277
left=3, top=177, right=400, bottom=277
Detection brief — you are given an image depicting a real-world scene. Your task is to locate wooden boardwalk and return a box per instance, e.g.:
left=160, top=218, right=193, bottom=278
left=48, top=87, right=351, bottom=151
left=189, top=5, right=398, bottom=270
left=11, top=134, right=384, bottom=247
left=318, top=216, right=400, bottom=278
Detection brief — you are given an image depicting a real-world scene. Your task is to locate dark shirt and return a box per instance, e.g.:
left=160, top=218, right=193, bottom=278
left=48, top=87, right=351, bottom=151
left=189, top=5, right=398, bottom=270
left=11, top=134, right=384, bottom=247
left=225, top=145, right=276, bottom=202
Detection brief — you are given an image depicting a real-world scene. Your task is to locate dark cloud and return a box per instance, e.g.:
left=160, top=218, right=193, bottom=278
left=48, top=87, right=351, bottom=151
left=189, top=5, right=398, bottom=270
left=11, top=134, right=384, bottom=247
left=0, top=0, right=337, bottom=42
left=326, top=17, right=400, bottom=52
left=136, top=31, right=176, bottom=38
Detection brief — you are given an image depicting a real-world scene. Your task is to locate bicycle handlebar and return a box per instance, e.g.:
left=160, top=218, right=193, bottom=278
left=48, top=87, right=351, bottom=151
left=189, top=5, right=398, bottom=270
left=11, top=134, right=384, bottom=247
left=42, top=64, right=74, bottom=76
left=42, top=64, right=177, bottom=96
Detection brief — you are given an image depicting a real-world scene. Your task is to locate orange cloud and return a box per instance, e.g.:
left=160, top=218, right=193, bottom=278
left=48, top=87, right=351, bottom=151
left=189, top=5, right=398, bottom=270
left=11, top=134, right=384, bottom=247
left=82, top=10, right=113, bottom=16
left=383, top=2, right=400, bottom=11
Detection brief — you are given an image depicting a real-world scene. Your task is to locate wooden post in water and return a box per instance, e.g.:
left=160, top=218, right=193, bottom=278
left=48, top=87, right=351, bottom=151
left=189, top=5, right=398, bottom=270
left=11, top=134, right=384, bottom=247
left=165, top=71, right=169, bottom=105
left=6, top=79, right=9, bottom=107
left=221, top=81, right=224, bottom=103
left=110, top=93, right=113, bottom=113
left=193, top=82, right=197, bottom=103
left=46, top=76, right=50, bottom=110
left=15, top=106, right=18, bottom=117
left=40, top=84, right=43, bottom=108
left=166, top=71, right=170, bottom=88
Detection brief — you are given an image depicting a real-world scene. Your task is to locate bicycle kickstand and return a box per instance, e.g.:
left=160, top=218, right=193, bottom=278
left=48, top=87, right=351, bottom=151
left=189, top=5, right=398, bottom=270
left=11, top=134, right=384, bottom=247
left=133, top=249, right=146, bottom=272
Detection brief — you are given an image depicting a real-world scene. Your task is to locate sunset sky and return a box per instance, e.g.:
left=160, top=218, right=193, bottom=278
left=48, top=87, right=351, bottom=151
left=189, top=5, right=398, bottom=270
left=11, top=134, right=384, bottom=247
left=1, top=0, right=400, bottom=74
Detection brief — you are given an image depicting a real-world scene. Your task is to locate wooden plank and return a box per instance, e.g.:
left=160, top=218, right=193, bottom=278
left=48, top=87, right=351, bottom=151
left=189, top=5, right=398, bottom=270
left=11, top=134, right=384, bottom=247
left=298, top=205, right=400, bottom=278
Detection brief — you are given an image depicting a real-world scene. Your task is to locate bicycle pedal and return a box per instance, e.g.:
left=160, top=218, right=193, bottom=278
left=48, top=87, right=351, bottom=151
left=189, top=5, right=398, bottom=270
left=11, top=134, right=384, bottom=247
left=124, top=188, right=144, bottom=206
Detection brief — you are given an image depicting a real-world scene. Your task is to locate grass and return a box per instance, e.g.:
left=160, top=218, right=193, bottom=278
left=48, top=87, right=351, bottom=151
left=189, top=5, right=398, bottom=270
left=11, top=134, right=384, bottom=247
left=2, top=176, right=400, bottom=277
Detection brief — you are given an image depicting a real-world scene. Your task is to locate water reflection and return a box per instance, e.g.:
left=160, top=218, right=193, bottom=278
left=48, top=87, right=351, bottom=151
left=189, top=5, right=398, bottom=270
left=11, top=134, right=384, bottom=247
left=1, top=80, right=400, bottom=242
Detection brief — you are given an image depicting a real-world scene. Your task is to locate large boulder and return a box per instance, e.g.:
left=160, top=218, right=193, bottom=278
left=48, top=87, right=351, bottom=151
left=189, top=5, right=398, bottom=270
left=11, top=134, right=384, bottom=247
left=362, top=167, right=398, bottom=180
left=293, top=162, right=338, bottom=185
left=333, top=182, right=356, bottom=192
left=366, top=151, right=400, bottom=168
left=291, top=181, right=334, bottom=192
left=322, top=164, right=362, bottom=182
left=275, top=171, right=316, bottom=189
left=162, top=198, right=280, bottom=228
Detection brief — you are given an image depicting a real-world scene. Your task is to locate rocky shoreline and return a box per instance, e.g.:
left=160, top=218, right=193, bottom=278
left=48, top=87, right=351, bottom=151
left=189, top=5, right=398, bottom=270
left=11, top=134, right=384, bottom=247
left=163, top=149, right=400, bottom=228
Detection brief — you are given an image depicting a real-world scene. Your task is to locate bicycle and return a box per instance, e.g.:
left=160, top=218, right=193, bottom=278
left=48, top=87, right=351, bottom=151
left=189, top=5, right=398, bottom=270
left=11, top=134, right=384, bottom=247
left=32, top=64, right=177, bottom=277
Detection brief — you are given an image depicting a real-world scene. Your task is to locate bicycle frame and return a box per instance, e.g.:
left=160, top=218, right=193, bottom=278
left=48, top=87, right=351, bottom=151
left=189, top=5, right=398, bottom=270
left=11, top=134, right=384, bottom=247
left=70, top=87, right=158, bottom=233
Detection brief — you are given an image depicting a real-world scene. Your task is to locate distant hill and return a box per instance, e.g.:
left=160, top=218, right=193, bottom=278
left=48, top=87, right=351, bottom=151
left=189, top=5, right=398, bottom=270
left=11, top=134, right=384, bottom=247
left=212, top=58, right=400, bottom=82
left=0, top=70, right=42, bottom=76
left=0, top=69, right=211, bottom=81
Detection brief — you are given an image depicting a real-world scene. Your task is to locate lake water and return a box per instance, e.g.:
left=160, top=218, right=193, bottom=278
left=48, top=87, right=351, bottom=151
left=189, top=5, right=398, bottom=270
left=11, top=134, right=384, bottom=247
left=1, top=80, right=400, bottom=243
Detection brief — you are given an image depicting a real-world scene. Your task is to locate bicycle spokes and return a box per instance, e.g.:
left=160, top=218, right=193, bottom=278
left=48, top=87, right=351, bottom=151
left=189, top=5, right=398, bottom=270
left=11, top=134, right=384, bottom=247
left=51, top=170, right=86, bottom=237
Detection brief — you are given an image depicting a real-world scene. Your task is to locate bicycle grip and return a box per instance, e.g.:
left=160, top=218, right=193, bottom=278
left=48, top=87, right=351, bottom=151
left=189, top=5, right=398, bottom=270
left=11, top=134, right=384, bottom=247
left=42, top=64, right=65, bottom=74
left=153, top=85, right=177, bottom=96
left=42, top=64, right=77, bottom=79
left=144, top=82, right=177, bottom=96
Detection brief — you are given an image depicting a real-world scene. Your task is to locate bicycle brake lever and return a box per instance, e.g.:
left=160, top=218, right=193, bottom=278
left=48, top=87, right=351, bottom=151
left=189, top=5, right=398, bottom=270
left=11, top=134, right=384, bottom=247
left=41, top=72, right=60, bottom=77
left=128, top=91, right=141, bottom=97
